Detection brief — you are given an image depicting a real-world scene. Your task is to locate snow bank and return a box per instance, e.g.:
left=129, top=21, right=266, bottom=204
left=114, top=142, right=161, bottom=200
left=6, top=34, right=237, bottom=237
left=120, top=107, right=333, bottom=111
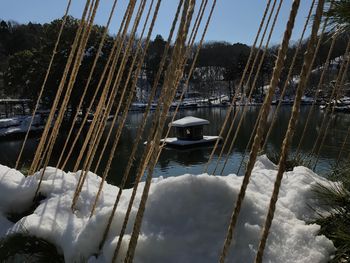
left=0, top=156, right=335, bottom=262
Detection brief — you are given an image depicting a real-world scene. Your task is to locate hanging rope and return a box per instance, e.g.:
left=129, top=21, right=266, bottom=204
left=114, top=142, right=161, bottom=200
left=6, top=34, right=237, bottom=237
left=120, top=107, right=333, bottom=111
left=33, top=0, right=100, bottom=199
left=261, top=0, right=318, bottom=150
left=97, top=0, right=184, bottom=252
left=71, top=0, right=148, bottom=209
left=56, top=0, right=119, bottom=168
left=216, top=0, right=284, bottom=176
left=59, top=1, right=134, bottom=171
left=109, top=1, right=215, bottom=258
left=255, top=1, right=325, bottom=261
left=71, top=0, right=137, bottom=173
left=15, top=0, right=73, bottom=170
left=308, top=40, right=350, bottom=168
left=37, top=0, right=101, bottom=172
left=294, top=33, right=338, bottom=160
left=210, top=0, right=279, bottom=175
left=219, top=0, right=301, bottom=261
left=92, top=0, right=157, bottom=174
left=313, top=48, right=350, bottom=169
left=123, top=2, right=195, bottom=261
left=29, top=0, right=92, bottom=175
left=203, top=0, right=273, bottom=173
left=89, top=0, right=159, bottom=217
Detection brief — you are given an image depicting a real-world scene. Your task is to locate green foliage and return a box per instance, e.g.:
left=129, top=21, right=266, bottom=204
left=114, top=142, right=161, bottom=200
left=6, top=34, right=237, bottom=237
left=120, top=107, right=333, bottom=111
left=312, top=165, right=350, bottom=262
left=265, top=150, right=310, bottom=171
left=0, top=233, right=64, bottom=263
left=325, top=0, right=350, bottom=35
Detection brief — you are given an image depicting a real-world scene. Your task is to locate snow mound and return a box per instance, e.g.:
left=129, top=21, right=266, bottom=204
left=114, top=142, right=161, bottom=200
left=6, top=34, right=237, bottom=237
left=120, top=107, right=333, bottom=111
left=0, top=156, right=335, bottom=262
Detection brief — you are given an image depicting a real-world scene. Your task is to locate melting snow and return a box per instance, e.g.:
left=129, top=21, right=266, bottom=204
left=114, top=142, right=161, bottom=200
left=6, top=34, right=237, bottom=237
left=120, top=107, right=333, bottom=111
left=0, top=156, right=335, bottom=262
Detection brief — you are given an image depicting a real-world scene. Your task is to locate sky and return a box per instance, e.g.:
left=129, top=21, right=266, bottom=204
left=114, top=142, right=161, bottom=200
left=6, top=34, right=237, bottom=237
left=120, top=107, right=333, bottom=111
left=1, top=0, right=313, bottom=46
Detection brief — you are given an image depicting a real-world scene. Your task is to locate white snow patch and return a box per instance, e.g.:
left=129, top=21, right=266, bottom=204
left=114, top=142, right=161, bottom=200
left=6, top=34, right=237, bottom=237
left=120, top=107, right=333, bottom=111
left=0, top=156, right=335, bottom=262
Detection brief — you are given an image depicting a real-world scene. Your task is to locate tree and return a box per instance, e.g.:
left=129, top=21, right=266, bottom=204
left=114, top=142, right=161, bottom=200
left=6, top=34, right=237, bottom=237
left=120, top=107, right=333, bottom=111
left=145, top=34, right=167, bottom=97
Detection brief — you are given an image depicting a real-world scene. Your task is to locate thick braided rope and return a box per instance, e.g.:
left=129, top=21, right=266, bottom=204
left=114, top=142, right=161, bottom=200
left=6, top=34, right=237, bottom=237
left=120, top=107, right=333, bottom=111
left=217, top=0, right=284, bottom=176
left=59, top=1, right=134, bottom=171
left=71, top=0, right=152, bottom=210
left=309, top=40, right=350, bottom=167
left=122, top=3, right=195, bottom=262
left=98, top=0, right=205, bottom=174
left=294, top=33, right=338, bottom=159
left=209, top=0, right=279, bottom=175
left=37, top=0, right=100, bottom=172
left=93, top=0, right=208, bottom=174
left=35, top=0, right=97, bottom=172
left=92, top=0, right=157, bottom=174
left=203, top=0, right=273, bottom=173
left=219, top=1, right=300, bottom=261
left=108, top=3, right=194, bottom=260
left=97, top=0, right=184, bottom=253
left=34, top=0, right=97, bottom=173
left=110, top=2, right=213, bottom=257
left=71, top=0, right=137, bottom=173
left=71, top=0, right=147, bottom=209
left=73, top=0, right=146, bottom=178
left=56, top=0, right=119, bottom=168
left=33, top=0, right=100, bottom=198
left=89, top=0, right=159, bottom=217
left=74, top=0, right=146, bottom=176
left=15, top=0, right=73, bottom=170
left=29, top=0, right=92, bottom=175
left=261, top=0, right=318, bottom=150
left=255, top=1, right=325, bottom=261
left=73, top=0, right=137, bottom=173
left=313, top=49, right=350, bottom=169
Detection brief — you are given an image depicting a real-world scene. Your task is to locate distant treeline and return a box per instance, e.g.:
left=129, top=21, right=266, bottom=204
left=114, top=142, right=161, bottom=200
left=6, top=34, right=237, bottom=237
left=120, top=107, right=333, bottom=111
left=0, top=16, right=348, bottom=113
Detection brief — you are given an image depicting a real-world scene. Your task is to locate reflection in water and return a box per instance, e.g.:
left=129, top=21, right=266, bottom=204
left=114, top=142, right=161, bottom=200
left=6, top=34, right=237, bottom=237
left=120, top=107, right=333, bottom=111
left=0, top=106, right=349, bottom=186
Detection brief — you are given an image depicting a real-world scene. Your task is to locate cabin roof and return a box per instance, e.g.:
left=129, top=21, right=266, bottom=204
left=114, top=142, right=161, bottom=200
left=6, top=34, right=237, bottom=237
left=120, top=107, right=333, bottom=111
left=170, top=116, right=209, bottom=128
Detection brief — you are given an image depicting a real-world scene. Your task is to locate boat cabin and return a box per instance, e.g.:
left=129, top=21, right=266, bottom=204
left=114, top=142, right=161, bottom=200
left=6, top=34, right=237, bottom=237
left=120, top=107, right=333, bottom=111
left=170, top=116, right=209, bottom=141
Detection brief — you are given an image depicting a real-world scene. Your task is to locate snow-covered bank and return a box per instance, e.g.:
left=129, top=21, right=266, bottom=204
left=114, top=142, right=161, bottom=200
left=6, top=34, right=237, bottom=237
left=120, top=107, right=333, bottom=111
left=0, top=156, right=335, bottom=262
left=0, top=115, right=43, bottom=137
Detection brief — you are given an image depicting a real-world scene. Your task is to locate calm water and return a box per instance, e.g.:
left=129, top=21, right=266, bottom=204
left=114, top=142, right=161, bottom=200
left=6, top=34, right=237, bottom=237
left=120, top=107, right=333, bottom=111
left=1, top=106, right=349, bottom=187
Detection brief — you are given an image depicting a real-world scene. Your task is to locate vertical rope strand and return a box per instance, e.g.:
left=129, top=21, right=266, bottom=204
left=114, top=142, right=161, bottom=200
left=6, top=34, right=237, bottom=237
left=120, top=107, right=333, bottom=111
left=294, top=33, right=338, bottom=159
left=203, top=0, right=273, bottom=173
left=261, top=0, right=318, bottom=150
left=29, top=0, right=92, bottom=175
left=89, top=0, right=158, bottom=217
left=15, top=0, right=73, bottom=170
left=313, top=49, right=350, bottom=169
left=217, top=0, right=284, bottom=176
left=255, top=1, right=325, bottom=261
left=209, top=0, right=279, bottom=175
left=308, top=40, right=350, bottom=167
left=219, top=0, right=301, bottom=261
left=122, top=2, right=195, bottom=261
left=97, top=0, right=184, bottom=253
left=56, top=0, right=119, bottom=168
left=60, top=1, right=134, bottom=171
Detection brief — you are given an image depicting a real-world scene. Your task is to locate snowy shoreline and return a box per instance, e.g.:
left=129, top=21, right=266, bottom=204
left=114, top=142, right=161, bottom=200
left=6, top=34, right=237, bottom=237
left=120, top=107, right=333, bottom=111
left=0, top=156, right=335, bottom=262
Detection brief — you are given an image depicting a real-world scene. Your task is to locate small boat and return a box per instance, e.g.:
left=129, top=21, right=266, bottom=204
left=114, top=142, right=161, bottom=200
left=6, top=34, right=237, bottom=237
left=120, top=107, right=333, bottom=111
left=160, top=116, right=222, bottom=148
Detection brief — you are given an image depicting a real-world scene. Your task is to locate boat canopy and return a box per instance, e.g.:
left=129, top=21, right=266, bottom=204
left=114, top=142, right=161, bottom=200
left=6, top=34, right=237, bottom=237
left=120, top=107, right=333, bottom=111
left=170, top=116, right=209, bottom=128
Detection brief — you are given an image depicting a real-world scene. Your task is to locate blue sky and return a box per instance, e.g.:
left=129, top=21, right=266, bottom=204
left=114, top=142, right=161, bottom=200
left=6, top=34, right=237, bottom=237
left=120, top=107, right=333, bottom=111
left=1, top=0, right=312, bottom=46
